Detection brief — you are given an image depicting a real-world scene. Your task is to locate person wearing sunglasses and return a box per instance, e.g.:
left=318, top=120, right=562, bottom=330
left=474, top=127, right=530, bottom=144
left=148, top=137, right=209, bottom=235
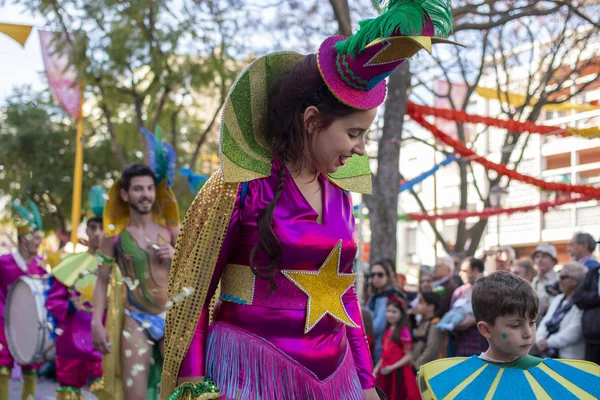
left=536, top=262, right=587, bottom=360
left=366, top=260, right=404, bottom=364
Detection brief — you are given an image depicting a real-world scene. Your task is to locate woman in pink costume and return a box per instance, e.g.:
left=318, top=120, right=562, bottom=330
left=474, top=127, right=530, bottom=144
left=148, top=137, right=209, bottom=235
left=161, top=1, right=457, bottom=399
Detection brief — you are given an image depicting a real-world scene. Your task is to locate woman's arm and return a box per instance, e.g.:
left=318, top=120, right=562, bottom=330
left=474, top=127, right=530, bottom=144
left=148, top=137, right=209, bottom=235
left=372, top=297, right=388, bottom=338
left=344, top=287, right=376, bottom=389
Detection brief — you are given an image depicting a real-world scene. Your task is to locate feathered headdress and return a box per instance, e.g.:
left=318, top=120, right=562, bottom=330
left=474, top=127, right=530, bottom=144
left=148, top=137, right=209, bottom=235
left=12, top=199, right=43, bottom=236
left=102, top=125, right=180, bottom=237
left=87, top=186, right=106, bottom=219
left=141, top=125, right=177, bottom=188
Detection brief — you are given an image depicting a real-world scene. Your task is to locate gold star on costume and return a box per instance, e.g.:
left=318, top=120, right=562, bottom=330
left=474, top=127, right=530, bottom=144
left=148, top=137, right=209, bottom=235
left=282, top=240, right=359, bottom=334
left=76, top=279, right=96, bottom=306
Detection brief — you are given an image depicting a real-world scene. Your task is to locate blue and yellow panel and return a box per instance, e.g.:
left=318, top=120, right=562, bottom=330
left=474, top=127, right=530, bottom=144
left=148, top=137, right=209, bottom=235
left=419, top=356, right=600, bottom=400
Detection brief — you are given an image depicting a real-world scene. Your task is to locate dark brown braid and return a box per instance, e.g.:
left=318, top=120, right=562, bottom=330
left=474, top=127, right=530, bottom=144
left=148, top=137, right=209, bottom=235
left=249, top=166, right=286, bottom=291
left=249, top=54, right=357, bottom=290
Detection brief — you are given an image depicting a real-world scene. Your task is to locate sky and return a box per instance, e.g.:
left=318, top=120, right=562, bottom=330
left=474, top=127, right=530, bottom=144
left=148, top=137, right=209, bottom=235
left=0, top=4, right=47, bottom=102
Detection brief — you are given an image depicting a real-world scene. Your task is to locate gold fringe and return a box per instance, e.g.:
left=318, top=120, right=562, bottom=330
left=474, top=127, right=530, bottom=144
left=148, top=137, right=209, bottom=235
left=160, top=170, right=239, bottom=399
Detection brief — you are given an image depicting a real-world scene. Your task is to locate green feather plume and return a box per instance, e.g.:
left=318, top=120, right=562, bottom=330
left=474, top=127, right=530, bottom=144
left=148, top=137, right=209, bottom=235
left=88, top=186, right=106, bottom=218
left=335, top=0, right=453, bottom=57
left=11, top=200, right=43, bottom=230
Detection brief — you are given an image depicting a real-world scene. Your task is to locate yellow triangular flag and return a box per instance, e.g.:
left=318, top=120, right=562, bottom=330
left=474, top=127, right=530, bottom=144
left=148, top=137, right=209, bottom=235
left=0, top=23, right=33, bottom=47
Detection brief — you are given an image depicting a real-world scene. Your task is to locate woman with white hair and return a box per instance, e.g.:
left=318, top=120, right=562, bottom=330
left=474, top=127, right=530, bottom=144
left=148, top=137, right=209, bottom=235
left=536, top=262, right=587, bottom=359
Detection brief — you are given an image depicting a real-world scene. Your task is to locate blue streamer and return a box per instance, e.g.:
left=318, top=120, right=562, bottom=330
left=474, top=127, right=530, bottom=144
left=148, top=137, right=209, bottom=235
left=179, top=168, right=208, bottom=194
left=400, top=155, right=457, bottom=192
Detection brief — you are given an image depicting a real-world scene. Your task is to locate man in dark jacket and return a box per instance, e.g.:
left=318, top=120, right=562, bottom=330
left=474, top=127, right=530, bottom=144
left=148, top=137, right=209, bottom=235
left=573, top=233, right=600, bottom=363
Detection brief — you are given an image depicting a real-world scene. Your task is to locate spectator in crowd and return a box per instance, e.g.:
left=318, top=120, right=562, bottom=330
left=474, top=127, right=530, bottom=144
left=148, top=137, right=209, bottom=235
left=451, top=257, right=488, bottom=357
left=373, top=297, right=420, bottom=400
left=432, top=256, right=458, bottom=317
left=536, top=262, right=586, bottom=360
left=449, top=252, right=466, bottom=288
left=531, top=243, right=560, bottom=320
left=408, top=266, right=433, bottom=310
left=495, top=246, right=515, bottom=272
left=412, top=292, right=444, bottom=369
left=419, top=266, right=433, bottom=292
left=366, top=260, right=404, bottom=363
left=568, top=232, right=600, bottom=270
left=573, top=236, right=600, bottom=364
left=511, top=258, right=537, bottom=283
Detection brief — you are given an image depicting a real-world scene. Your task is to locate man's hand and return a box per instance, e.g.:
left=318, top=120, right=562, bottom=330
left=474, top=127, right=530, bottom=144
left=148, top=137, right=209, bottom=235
left=456, top=315, right=476, bottom=331
left=380, top=366, right=394, bottom=375
left=537, top=339, right=549, bottom=352
left=92, top=321, right=111, bottom=354
left=70, top=296, right=86, bottom=312
left=155, top=242, right=175, bottom=264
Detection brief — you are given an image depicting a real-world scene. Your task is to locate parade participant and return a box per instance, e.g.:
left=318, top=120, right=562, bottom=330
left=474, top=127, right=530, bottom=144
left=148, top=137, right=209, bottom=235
left=418, top=272, right=600, bottom=399
left=92, top=155, right=179, bottom=399
left=161, top=1, right=458, bottom=399
left=0, top=200, right=46, bottom=400
left=46, top=187, right=107, bottom=399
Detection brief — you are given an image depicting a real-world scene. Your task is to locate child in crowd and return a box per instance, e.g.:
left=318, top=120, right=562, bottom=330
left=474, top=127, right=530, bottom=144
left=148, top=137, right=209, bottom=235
left=373, top=297, right=420, bottom=400
left=412, top=292, right=445, bottom=370
left=418, top=271, right=600, bottom=399
left=435, top=296, right=472, bottom=332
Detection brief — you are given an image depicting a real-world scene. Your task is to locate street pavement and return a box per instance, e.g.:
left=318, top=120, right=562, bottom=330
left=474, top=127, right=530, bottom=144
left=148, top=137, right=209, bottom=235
left=8, top=377, right=96, bottom=399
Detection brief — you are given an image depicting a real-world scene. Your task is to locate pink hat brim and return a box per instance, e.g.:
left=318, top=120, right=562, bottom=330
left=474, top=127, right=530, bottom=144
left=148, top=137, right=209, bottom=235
left=317, top=36, right=387, bottom=110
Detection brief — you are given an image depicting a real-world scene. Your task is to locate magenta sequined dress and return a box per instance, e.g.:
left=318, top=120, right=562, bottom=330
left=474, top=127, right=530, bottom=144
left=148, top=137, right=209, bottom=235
left=179, top=160, right=375, bottom=399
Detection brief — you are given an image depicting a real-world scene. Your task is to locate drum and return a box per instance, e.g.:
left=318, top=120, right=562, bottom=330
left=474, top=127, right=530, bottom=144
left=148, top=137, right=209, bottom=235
left=4, top=276, right=55, bottom=365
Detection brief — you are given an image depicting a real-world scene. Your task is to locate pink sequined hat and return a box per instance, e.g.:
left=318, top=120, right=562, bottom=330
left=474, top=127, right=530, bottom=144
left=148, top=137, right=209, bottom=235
left=317, top=0, right=460, bottom=110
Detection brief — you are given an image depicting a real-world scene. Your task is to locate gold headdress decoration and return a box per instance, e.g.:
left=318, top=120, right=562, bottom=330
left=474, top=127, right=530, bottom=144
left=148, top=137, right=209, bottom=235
left=103, top=126, right=180, bottom=237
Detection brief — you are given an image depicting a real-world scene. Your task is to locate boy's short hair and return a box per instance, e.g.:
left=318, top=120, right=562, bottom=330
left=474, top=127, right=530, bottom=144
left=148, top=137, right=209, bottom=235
left=472, top=271, right=538, bottom=325
left=87, top=216, right=103, bottom=228
left=419, top=291, right=440, bottom=312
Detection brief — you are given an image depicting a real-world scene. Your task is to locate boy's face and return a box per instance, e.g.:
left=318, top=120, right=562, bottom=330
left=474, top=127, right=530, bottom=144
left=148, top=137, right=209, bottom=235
left=478, top=313, right=536, bottom=361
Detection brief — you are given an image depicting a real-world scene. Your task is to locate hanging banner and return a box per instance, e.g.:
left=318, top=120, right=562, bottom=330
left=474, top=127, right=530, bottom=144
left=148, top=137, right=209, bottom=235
left=39, top=30, right=82, bottom=120
left=39, top=30, right=85, bottom=245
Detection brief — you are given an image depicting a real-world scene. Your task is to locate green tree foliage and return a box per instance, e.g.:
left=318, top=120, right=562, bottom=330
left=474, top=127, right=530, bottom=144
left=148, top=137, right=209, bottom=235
left=0, top=87, right=119, bottom=233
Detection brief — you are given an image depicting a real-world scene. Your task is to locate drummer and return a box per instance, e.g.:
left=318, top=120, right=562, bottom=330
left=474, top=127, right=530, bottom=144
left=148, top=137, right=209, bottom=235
left=0, top=200, right=46, bottom=400
left=46, top=187, right=106, bottom=400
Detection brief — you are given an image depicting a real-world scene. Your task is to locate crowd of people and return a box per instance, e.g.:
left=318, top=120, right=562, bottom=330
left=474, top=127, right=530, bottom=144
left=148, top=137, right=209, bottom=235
left=362, top=232, right=600, bottom=399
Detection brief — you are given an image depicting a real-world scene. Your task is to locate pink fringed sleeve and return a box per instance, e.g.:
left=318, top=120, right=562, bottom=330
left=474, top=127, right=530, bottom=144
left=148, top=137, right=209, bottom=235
left=343, top=287, right=376, bottom=389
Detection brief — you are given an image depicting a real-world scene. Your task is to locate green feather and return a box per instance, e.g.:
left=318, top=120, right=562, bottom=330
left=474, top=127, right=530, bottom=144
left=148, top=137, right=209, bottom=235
left=11, top=200, right=43, bottom=230
left=27, top=200, right=43, bottom=230
left=335, top=0, right=453, bottom=57
left=88, top=186, right=106, bottom=218
left=154, top=125, right=167, bottom=183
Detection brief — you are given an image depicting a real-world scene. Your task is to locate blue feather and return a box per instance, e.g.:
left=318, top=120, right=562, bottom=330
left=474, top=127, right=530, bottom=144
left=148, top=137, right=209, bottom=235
left=140, top=126, right=177, bottom=187
left=179, top=168, right=208, bottom=194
